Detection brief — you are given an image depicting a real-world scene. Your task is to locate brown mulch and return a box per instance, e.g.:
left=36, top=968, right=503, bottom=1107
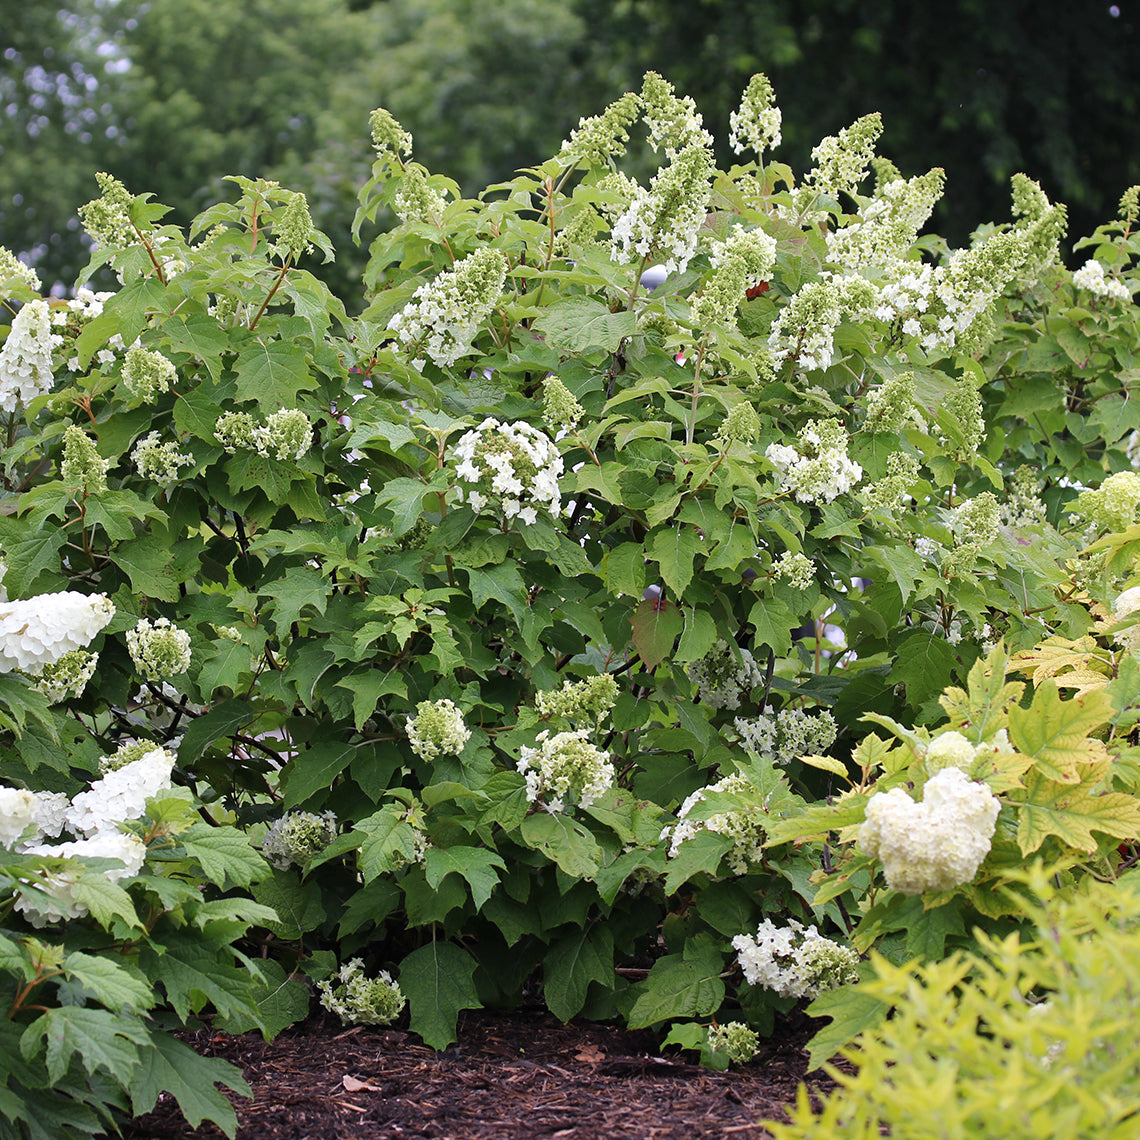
left=123, top=1010, right=836, bottom=1139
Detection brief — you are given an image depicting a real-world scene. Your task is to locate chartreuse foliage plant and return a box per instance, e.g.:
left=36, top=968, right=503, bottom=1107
left=2, top=71, right=1140, bottom=1131
left=764, top=870, right=1140, bottom=1139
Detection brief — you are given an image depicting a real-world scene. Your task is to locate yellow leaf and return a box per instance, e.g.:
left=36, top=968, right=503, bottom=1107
left=1007, top=679, right=1113, bottom=785
left=800, top=753, right=851, bottom=780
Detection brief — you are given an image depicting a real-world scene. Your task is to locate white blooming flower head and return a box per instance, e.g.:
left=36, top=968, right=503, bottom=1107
left=767, top=280, right=842, bottom=373
left=30, top=791, right=69, bottom=843
left=132, top=431, right=194, bottom=485
left=253, top=408, right=313, bottom=462
left=99, top=739, right=160, bottom=775
left=0, top=786, right=37, bottom=847
left=126, top=617, right=192, bottom=680
left=0, top=592, right=114, bottom=673
left=30, top=649, right=97, bottom=704
left=517, top=728, right=615, bottom=814
left=729, top=73, right=782, bottom=157
left=772, top=551, right=815, bottom=590
left=0, top=298, right=60, bottom=411
left=765, top=418, right=862, bottom=504
left=708, top=1021, right=760, bottom=1065
left=15, top=831, right=147, bottom=927
left=858, top=766, right=1001, bottom=895
left=686, top=641, right=763, bottom=711
left=668, top=771, right=766, bottom=874
left=1112, top=586, right=1140, bottom=655
left=318, top=958, right=406, bottom=1026
left=389, top=247, right=508, bottom=372
left=451, top=417, right=563, bottom=523
left=214, top=411, right=258, bottom=452
left=732, top=918, right=860, bottom=999
left=120, top=345, right=176, bottom=402
left=923, top=730, right=978, bottom=777
left=261, top=810, right=338, bottom=871
left=804, top=113, right=883, bottom=200
left=68, top=747, right=175, bottom=837
left=733, top=708, right=838, bottom=766
left=406, top=698, right=471, bottom=761
left=952, top=492, right=1001, bottom=547
left=369, top=108, right=413, bottom=160
left=393, top=163, right=448, bottom=225
left=639, top=71, right=714, bottom=159
left=610, top=143, right=713, bottom=276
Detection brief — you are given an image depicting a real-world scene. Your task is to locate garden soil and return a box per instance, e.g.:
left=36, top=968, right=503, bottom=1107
left=122, top=1009, right=837, bottom=1139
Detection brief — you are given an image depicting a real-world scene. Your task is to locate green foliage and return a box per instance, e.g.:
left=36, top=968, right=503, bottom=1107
left=765, top=872, right=1140, bottom=1139
left=3, top=75, right=1140, bottom=1136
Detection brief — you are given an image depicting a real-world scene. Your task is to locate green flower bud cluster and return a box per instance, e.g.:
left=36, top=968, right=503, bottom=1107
left=120, top=345, right=176, bottom=403
left=729, top=73, right=781, bottom=157
left=691, top=224, right=777, bottom=328
left=132, top=431, right=193, bottom=485
left=1002, top=466, right=1048, bottom=528
left=273, top=191, right=314, bottom=260
left=859, top=451, right=921, bottom=515
left=407, top=698, right=471, bottom=761
left=708, top=1022, right=760, bottom=1065
left=790, top=113, right=883, bottom=211
left=262, top=809, right=338, bottom=871
left=393, top=164, right=448, bottom=225
left=535, top=673, right=619, bottom=726
left=99, top=739, right=160, bottom=775
left=938, top=377, right=985, bottom=456
left=369, top=108, right=412, bottom=160
left=687, top=641, right=763, bottom=711
left=716, top=401, right=761, bottom=445
left=772, top=550, right=815, bottom=590
left=1009, top=173, right=1068, bottom=276
left=126, top=617, right=191, bottom=680
left=319, top=959, right=406, bottom=1027
left=952, top=492, right=1001, bottom=547
left=30, top=649, right=97, bottom=704
left=560, top=91, right=640, bottom=167
left=78, top=172, right=136, bottom=249
left=639, top=71, right=713, bottom=159
left=1119, top=185, right=1140, bottom=227
left=0, top=246, right=40, bottom=293
left=1072, top=471, right=1140, bottom=533
left=767, top=280, right=842, bottom=372
left=542, top=376, right=584, bottom=432
left=864, top=371, right=916, bottom=434
left=214, top=409, right=313, bottom=462
left=61, top=425, right=109, bottom=494
left=212, top=624, right=242, bottom=642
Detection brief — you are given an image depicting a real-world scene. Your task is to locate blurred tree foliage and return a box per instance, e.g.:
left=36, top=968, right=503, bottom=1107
left=2, top=0, right=1136, bottom=302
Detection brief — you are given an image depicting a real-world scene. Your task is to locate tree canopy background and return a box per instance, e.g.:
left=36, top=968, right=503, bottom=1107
left=3, top=0, right=1137, bottom=301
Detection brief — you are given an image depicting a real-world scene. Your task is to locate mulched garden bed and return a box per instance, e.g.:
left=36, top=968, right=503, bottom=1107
left=123, top=1009, right=836, bottom=1139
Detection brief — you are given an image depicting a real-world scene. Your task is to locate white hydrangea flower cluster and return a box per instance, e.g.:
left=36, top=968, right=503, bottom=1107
left=668, top=771, right=766, bottom=874
left=610, top=144, right=714, bottom=276
left=707, top=1021, right=760, bottom=1065
left=452, top=417, right=563, bottom=524
left=16, top=832, right=148, bottom=926
left=803, top=113, right=883, bottom=199
left=132, top=431, right=194, bottom=485
left=765, top=419, right=862, bottom=504
left=772, top=551, right=815, bottom=590
left=68, top=748, right=175, bottom=837
left=733, top=708, right=838, bottom=767
left=393, top=164, right=448, bottom=225
left=0, top=299, right=61, bottom=411
left=1071, top=470, right=1140, bottom=533
left=31, top=649, right=98, bottom=704
left=826, top=169, right=945, bottom=270
left=0, top=786, right=36, bottom=847
left=686, top=641, right=763, bottom=711
left=0, top=592, right=114, bottom=674
left=1112, top=586, right=1140, bottom=656
left=517, top=728, right=615, bottom=814
left=55, top=289, right=129, bottom=374
left=766, top=280, right=842, bottom=372
left=639, top=71, right=714, bottom=159
left=1072, top=258, right=1131, bottom=303
left=1001, top=466, right=1048, bottom=528
left=126, top=617, right=192, bottom=680
left=858, top=766, right=1001, bottom=895
left=61, top=424, right=110, bottom=494
left=406, top=698, right=471, bottom=761
left=318, top=958, right=406, bottom=1027
left=729, top=73, right=782, bottom=156
left=389, top=247, right=508, bottom=372
left=922, top=728, right=1013, bottom=778
left=690, top=224, right=778, bottom=327
left=732, top=918, right=860, bottom=999
left=261, top=810, right=338, bottom=871
left=99, top=739, right=160, bottom=775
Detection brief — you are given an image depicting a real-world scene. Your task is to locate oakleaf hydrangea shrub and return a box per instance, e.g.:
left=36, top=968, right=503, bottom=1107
left=1, top=74, right=1140, bottom=1126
